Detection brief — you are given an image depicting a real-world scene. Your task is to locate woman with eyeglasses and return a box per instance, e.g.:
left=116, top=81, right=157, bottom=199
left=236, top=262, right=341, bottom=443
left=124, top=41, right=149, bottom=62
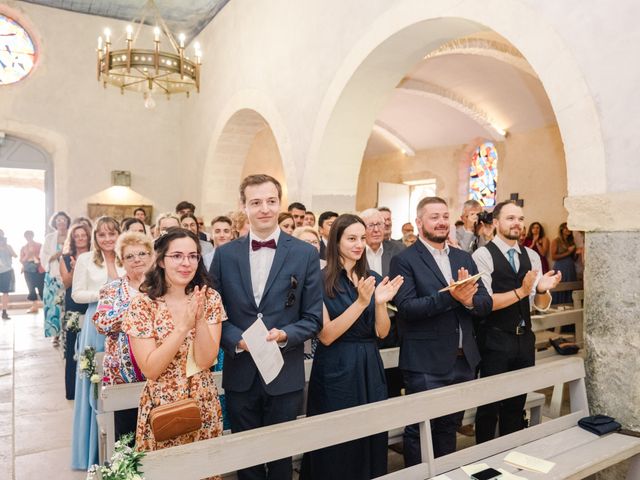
left=123, top=228, right=225, bottom=462
left=300, top=214, right=404, bottom=480
left=180, top=212, right=214, bottom=256
left=71, top=217, right=124, bottom=470
left=93, top=231, right=154, bottom=441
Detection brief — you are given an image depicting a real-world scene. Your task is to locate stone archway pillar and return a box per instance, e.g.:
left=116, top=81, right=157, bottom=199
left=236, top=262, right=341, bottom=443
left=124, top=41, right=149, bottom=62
left=566, top=192, right=640, bottom=477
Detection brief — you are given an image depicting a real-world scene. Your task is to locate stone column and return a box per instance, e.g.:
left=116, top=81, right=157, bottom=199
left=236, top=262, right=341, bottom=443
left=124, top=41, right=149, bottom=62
left=567, top=193, right=640, bottom=478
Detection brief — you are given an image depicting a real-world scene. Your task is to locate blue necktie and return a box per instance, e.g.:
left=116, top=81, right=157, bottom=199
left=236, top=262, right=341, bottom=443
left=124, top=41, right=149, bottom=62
left=507, top=248, right=517, bottom=273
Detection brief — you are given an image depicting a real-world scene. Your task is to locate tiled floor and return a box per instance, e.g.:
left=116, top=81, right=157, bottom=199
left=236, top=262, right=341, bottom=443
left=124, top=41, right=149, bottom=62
left=0, top=310, right=86, bottom=480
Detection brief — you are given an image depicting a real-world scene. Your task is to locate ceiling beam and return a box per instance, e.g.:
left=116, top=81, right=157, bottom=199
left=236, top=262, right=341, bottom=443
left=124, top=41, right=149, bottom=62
left=372, top=121, right=416, bottom=156
left=424, top=38, right=537, bottom=78
left=397, top=79, right=507, bottom=140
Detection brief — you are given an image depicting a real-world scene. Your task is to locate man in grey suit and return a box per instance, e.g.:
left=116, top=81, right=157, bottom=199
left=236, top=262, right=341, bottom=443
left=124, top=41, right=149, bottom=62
left=360, top=208, right=405, bottom=398
left=210, top=174, right=323, bottom=480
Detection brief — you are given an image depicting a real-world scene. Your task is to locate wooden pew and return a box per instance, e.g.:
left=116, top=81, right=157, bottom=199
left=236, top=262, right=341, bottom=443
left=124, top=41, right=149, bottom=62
left=139, top=357, right=640, bottom=479
left=97, top=347, right=547, bottom=463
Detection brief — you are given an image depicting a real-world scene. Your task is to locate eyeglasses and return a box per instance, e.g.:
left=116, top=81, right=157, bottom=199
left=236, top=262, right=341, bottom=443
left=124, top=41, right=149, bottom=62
left=123, top=251, right=151, bottom=262
left=365, top=222, right=383, bottom=230
left=164, top=253, right=201, bottom=264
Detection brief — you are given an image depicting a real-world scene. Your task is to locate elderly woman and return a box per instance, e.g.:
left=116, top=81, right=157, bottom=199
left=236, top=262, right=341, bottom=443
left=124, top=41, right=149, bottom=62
left=123, top=228, right=225, bottom=466
left=154, top=212, right=180, bottom=238
left=93, top=231, right=153, bottom=440
left=40, top=211, right=71, bottom=344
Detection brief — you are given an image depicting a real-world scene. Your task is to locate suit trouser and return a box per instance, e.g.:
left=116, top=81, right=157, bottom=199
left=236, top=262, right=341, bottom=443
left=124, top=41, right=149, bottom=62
left=475, top=329, right=535, bottom=443
left=226, top=374, right=303, bottom=480
left=402, top=356, right=475, bottom=465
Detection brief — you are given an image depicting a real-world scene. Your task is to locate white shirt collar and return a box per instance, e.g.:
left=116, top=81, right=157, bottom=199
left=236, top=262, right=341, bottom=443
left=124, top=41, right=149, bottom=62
left=493, top=235, right=522, bottom=255
left=366, top=243, right=384, bottom=257
left=419, top=236, right=450, bottom=256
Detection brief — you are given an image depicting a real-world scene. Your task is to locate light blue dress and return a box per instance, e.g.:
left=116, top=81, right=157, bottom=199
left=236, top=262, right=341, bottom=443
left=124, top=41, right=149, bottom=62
left=70, top=301, right=105, bottom=470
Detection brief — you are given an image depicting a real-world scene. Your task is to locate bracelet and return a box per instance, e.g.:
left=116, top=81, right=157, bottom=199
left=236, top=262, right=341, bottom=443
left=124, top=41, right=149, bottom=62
left=513, top=289, right=522, bottom=300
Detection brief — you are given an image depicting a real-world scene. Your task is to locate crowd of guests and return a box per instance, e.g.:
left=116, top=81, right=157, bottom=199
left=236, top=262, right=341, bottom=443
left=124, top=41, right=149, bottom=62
left=0, top=177, right=586, bottom=479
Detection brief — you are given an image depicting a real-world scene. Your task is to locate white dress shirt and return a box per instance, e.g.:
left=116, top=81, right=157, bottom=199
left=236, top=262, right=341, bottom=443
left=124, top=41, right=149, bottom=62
left=472, top=236, right=549, bottom=311
left=71, top=251, right=125, bottom=304
left=365, top=243, right=384, bottom=276
left=249, top=228, right=281, bottom=306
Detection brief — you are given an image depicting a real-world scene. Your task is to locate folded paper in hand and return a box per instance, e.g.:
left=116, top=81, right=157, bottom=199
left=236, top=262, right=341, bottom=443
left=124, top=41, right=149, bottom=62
left=242, top=315, right=284, bottom=384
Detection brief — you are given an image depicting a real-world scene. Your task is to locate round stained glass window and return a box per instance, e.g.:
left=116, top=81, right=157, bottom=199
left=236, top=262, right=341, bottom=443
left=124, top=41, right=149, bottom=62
left=0, top=14, right=36, bottom=85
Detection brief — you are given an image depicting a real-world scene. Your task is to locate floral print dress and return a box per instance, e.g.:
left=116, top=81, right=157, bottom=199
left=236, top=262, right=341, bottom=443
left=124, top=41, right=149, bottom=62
left=122, top=289, right=226, bottom=455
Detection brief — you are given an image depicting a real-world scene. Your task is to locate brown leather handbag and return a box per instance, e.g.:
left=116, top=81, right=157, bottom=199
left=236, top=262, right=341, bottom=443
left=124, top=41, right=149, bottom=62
left=149, top=396, right=202, bottom=442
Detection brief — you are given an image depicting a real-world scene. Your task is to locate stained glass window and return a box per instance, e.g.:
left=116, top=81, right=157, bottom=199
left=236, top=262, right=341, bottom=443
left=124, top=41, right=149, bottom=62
left=469, top=142, right=498, bottom=207
left=0, top=15, right=36, bottom=85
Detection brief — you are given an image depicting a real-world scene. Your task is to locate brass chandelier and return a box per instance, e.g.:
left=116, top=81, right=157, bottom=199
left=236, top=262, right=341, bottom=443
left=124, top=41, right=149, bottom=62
left=96, top=0, right=202, bottom=107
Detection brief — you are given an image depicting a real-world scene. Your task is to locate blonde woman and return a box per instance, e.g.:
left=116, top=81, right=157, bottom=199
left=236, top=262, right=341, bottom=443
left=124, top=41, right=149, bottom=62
left=71, top=217, right=124, bottom=470
left=154, top=212, right=180, bottom=238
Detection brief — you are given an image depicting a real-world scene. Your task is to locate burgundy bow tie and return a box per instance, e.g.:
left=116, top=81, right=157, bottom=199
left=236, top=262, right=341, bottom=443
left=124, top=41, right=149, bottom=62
left=251, top=239, right=277, bottom=251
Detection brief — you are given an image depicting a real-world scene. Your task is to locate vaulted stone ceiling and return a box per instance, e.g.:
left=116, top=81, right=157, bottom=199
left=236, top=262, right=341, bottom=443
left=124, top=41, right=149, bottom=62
left=20, top=0, right=230, bottom=42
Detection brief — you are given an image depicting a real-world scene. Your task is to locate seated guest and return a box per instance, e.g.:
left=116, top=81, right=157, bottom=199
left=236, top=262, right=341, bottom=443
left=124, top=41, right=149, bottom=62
left=93, top=232, right=153, bottom=441
left=123, top=228, right=225, bottom=458
left=71, top=217, right=124, bottom=470
left=203, top=215, right=234, bottom=272
left=154, top=213, right=180, bottom=238
left=121, top=217, right=147, bottom=235
left=59, top=223, right=92, bottom=400
left=551, top=222, right=577, bottom=304
left=301, top=214, right=403, bottom=480
left=180, top=212, right=214, bottom=256
left=278, top=212, right=295, bottom=235
left=523, top=221, right=550, bottom=273
left=303, top=211, right=316, bottom=227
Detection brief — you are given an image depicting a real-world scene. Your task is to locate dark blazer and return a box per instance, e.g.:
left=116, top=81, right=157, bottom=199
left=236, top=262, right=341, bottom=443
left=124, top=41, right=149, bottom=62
left=319, top=238, right=327, bottom=260
left=389, top=240, right=492, bottom=375
left=210, top=233, right=323, bottom=395
left=381, top=239, right=405, bottom=277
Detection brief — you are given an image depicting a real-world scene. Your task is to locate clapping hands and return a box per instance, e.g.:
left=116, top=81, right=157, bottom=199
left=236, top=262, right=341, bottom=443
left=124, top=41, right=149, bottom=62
left=180, top=285, right=207, bottom=332
left=374, top=275, right=404, bottom=305
left=449, top=268, right=479, bottom=308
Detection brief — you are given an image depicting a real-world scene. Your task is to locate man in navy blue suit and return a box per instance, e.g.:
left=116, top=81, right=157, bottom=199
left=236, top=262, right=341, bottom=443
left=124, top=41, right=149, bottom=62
left=390, top=196, right=492, bottom=465
left=210, top=174, right=322, bottom=480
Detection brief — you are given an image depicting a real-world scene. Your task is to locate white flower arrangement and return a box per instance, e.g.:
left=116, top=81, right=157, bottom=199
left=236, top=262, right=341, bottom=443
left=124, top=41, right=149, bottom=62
left=87, top=433, right=145, bottom=480
left=78, top=346, right=101, bottom=399
left=65, top=311, right=81, bottom=333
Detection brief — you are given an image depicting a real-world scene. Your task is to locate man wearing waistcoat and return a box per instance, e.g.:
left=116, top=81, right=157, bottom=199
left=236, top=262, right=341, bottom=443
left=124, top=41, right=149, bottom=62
left=472, top=201, right=562, bottom=443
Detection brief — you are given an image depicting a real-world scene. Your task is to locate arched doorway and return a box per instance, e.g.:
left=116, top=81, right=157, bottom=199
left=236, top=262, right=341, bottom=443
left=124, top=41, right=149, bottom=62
left=304, top=2, right=606, bottom=211
left=201, top=108, right=288, bottom=218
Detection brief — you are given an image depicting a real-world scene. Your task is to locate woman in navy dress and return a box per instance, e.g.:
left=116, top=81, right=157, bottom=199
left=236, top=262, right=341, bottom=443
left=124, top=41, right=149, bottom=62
left=301, top=214, right=403, bottom=480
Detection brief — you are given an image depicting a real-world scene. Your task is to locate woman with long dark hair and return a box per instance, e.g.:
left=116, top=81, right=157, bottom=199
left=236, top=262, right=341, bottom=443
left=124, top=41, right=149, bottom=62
left=301, top=214, right=403, bottom=480
left=59, top=223, right=92, bottom=400
left=123, top=228, right=225, bottom=460
left=523, top=221, right=550, bottom=273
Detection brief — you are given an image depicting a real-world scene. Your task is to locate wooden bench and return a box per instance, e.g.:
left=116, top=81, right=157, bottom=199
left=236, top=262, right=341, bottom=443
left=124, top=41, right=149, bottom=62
left=97, top=347, right=546, bottom=462
left=139, top=357, right=640, bottom=479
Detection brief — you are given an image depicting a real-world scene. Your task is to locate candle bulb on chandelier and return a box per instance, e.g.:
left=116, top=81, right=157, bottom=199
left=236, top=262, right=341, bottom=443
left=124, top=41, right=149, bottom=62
left=126, top=25, right=133, bottom=41
left=104, top=28, right=111, bottom=44
left=154, top=26, right=160, bottom=42
left=194, top=42, right=202, bottom=64
left=97, top=36, right=103, bottom=50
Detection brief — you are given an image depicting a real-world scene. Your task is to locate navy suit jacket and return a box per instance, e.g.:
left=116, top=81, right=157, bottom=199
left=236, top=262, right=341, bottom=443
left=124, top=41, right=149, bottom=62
left=210, top=233, right=323, bottom=395
left=389, top=240, right=492, bottom=375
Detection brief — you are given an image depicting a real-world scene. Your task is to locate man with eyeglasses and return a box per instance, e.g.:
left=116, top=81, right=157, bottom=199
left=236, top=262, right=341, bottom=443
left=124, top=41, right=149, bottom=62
left=210, top=174, right=322, bottom=480
left=360, top=208, right=405, bottom=400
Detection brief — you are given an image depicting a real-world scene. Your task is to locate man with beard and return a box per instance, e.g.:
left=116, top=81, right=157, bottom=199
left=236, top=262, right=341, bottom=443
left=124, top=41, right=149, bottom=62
left=472, top=201, right=561, bottom=443
left=390, top=196, right=492, bottom=464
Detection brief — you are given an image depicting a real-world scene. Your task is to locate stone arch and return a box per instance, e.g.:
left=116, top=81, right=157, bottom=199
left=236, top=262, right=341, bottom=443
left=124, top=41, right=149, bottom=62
left=304, top=0, right=606, bottom=210
left=201, top=93, right=293, bottom=218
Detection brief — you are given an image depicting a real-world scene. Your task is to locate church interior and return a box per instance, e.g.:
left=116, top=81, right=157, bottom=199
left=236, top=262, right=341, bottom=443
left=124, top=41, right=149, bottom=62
left=0, top=0, right=639, bottom=479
